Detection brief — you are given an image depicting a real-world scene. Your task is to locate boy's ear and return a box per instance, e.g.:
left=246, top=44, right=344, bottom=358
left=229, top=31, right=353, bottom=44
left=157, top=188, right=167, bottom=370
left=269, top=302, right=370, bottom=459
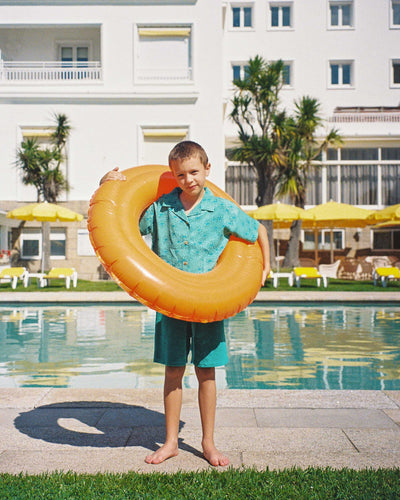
left=205, top=162, right=211, bottom=176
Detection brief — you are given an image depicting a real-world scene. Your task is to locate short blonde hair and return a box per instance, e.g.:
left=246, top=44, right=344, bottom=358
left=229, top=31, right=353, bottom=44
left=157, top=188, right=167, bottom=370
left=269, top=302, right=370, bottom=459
left=168, top=141, right=209, bottom=167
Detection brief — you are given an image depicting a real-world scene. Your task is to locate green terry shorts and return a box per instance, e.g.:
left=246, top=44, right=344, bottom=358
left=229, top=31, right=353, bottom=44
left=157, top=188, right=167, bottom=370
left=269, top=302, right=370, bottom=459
left=154, top=313, right=229, bottom=368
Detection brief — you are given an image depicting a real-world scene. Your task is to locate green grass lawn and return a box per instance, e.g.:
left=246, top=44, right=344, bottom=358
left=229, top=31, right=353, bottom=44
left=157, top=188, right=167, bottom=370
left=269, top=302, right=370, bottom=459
left=1, top=468, right=400, bottom=499
left=1, top=277, right=400, bottom=293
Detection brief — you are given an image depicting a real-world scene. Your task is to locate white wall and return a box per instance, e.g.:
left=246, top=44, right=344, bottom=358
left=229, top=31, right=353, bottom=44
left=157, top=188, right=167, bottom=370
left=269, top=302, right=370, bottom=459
left=0, top=0, right=224, bottom=201
left=223, top=0, right=400, bottom=139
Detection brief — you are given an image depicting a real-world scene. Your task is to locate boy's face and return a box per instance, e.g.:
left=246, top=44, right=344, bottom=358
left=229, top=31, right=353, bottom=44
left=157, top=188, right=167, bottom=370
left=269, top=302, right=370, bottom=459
left=170, top=155, right=211, bottom=199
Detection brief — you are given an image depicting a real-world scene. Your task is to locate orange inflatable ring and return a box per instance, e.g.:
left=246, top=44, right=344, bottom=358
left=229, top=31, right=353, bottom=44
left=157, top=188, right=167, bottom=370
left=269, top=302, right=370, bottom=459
left=87, top=165, right=263, bottom=323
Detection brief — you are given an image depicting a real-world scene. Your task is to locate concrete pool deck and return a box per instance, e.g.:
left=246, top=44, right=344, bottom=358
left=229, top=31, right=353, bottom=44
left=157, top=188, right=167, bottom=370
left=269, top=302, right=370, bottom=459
left=0, top=291, right=399, bottom=474
left=0, top=289, right=400, bottom=303
left=0, top=388, right=400, bottom=474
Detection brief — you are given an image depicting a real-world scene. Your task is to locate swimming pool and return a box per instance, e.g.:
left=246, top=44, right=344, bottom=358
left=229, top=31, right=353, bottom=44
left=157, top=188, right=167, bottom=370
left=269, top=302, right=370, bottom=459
left=0, top=303, right=399, bottom=390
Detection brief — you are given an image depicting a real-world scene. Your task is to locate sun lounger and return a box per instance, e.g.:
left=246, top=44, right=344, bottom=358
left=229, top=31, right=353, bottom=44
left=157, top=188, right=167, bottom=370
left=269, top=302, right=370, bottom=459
left=41, top=267, right=78, bottom=289
left=0, top=267, right=29, bottom=289
left=293, top=267, right=328, bottom=288
left=373, top=267, right=400, bottom=287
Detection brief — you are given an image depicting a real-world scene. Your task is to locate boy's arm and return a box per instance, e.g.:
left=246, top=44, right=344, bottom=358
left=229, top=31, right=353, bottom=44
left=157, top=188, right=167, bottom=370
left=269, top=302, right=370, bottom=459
left=99, top=166, right=126, bottom=185
left=257, top=223, right=270, bottom=286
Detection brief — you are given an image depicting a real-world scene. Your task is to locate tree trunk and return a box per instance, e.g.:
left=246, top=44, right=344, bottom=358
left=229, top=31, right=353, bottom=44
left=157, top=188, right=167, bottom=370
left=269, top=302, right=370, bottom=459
left=41, top=221, right=51, bottom=272
left=282, top=219, right=302, bottom=268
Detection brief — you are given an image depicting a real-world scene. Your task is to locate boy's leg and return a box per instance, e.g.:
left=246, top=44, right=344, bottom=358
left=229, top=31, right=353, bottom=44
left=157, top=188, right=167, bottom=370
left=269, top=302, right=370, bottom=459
left=145, top=365, right=185, bottom=464
left=195, top=366, right=229, bottom=467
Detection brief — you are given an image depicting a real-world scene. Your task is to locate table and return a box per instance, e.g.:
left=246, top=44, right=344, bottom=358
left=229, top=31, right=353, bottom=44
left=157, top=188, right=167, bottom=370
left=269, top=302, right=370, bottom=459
left=271, top=271, right=294, bottom=288
left=27, top=273, right=46, bottom=288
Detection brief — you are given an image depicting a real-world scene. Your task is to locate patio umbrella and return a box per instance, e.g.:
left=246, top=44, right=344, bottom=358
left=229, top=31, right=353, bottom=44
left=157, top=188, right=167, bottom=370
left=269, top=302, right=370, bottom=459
left=301, top=201, right=375, bottom=263
left=249, top=202, right=313, bottom=270
left=366, top=203, right=400, bottom=224
left=7, top=202, right=84, bottom=272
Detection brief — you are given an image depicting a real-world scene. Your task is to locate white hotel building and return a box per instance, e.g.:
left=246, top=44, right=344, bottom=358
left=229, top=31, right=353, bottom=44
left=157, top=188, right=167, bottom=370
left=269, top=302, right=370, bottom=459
left=0, top=0, right=399, bottom=278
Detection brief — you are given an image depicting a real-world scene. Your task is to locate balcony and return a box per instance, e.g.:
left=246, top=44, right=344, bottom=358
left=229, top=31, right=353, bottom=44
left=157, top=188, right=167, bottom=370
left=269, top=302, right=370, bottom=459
left=0, top=61, right=102, bottom=83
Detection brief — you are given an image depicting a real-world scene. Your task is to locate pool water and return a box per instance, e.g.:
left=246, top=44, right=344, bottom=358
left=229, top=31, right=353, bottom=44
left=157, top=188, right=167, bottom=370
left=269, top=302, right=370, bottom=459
left=0, top=303, right=399, bottom=390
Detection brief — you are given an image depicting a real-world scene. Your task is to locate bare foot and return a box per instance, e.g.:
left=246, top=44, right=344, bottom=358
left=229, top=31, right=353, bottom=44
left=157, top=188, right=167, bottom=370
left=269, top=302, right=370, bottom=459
left=202, top=442, right=230, bottom=467
left=145, top=443, right=179, bottom=465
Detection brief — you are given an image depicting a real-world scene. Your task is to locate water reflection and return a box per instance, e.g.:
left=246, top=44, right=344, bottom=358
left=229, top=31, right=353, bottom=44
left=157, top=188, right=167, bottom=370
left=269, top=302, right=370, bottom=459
left=0, top=304, right=399, bottom=390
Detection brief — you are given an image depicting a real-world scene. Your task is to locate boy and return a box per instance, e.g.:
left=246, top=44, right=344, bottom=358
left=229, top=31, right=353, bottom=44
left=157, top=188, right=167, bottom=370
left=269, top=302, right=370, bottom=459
left=101, top=141, right=270, bottom=466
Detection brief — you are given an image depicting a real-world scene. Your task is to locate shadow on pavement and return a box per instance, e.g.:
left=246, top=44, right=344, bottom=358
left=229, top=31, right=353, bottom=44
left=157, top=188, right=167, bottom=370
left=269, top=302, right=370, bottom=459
left=14, top=401, right=202, bottom=458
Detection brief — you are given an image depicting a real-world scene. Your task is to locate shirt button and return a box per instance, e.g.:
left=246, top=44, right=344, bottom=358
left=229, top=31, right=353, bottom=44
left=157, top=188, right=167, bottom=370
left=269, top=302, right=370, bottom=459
left=184, top=241, right=188, bottom=245
left=183, top=261, right=188, bottom=266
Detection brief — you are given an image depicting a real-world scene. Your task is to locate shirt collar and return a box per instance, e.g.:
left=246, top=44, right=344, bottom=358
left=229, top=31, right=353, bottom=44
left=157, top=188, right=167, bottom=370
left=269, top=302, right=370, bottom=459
left=161, top=187, right=215, bottom=213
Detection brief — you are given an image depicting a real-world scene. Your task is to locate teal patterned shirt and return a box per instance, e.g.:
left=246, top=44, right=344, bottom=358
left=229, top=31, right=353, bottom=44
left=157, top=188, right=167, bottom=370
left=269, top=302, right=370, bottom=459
left=139, top=187, right=259, bottom=273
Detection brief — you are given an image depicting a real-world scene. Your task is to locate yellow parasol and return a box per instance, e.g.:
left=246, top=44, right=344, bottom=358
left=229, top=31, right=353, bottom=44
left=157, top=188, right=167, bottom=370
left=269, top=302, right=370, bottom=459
left=6, top=202, right=84, bottom=222
left=366, top=203, right=400, bottom=224
left=7, top=202, right=84, bottom=272
left=301, top=201, right=375, bottom=263
left=249, top=202, right=314, bottom=269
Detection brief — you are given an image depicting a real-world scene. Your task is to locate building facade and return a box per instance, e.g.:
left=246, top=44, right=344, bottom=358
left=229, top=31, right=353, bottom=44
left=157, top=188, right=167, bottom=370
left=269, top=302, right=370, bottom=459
left=0, top=0, right=399, bottom=277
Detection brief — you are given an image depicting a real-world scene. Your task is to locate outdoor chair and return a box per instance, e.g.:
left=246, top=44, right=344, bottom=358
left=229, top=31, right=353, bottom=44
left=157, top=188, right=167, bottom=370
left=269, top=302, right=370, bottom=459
left=373, top=267, right=400, bottom=287
left=318, top=260, right=341, bottom=279
left=292, top=267, right=328, bottom=288
left=338, top=259, right=361, bottom=280
left=0, top=267, right=29, bottom=289
left=41, top=267, right=78, bottom=289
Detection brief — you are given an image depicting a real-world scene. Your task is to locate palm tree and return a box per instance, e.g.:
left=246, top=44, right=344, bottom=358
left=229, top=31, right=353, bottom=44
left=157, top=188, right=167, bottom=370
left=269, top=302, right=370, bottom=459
left=15, top=113, right=71, bottom=270
left=16, top=113, right=71, bottom=202
left=276, top=97, right=342, bottom=267
left=229, top=56, right=287, bottom=264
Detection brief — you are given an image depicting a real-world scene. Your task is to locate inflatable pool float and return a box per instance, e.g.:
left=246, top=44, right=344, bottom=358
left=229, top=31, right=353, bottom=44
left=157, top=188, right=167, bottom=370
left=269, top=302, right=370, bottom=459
left=87, top=165, right=263, bottom=322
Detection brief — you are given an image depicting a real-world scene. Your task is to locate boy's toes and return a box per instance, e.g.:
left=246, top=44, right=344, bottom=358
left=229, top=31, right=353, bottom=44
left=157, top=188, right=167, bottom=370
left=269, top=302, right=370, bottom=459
left=203, top=448, right=230, bottom=467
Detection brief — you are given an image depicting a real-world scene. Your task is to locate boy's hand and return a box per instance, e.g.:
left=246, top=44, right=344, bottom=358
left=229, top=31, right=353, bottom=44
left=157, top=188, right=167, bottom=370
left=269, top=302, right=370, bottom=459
left=261, top=267, right=270, bottom=287
left=99, top=167, right=126, bottom=185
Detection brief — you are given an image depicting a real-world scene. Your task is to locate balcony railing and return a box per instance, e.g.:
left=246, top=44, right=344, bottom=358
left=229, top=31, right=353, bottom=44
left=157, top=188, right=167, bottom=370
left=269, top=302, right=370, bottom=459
left=0, top=61, right=102, bottom=82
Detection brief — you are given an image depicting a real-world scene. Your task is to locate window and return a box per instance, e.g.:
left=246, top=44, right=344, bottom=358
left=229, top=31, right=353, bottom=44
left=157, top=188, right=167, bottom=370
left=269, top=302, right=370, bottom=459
left=269, top=3, right=292, bottom=28
left=329, top=1, right=353, bottom=28
left=329, top=61, right=353, bottom=86
left=231, top=5, right=253, bottom=28
left=20, top=229, right=66, bottom=260
left=282, top=63, right=292, bottom=85
left=60, top=45, right=89, bottom=66
left=140, top=127, right=189, bottom=164
left=136, top=26, right=192, bottom=82
left=225, top=163, right=257, bottom=206
left=303, top=230, right=344, bottom=250
left=373, top=228, right=400, bottom=250
left=391, top=0, right=400, bottom=27
left=77, top=229, right=96, bottom=256
left=232, top=63, right=250, bottom=81
left=391, top=59, right=400, bottom=86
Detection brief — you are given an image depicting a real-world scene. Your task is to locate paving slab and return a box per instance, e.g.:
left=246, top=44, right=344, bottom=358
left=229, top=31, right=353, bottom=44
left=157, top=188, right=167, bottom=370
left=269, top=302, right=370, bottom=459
left=242, top=452, right=400, bottom=470
left=0, top=388, right=51, bottom=408
left=385, top=391, right=400, bottom=407
left=384, top=409, right=400, bottom=426
left=343, top=429, right=400, bottom=454
left=216, top=389, right=398, bottom=409
left=37, top=388, right=198, bottom=407
left=254, top=409, right=398, bottom=429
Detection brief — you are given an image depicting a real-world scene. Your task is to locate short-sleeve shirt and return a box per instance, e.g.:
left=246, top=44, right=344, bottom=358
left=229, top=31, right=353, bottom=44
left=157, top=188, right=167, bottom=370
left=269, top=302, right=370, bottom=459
left=139, top=187, right=259, bottom=273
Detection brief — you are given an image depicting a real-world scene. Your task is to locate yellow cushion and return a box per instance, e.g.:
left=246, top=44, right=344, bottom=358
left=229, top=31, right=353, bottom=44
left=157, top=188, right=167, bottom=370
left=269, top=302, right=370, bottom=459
left=45, top=268, right=75, bottom=278
left=294, top=267, right=321, bottom=278
left=375, top=267, right=400, bottom=278
left=0, top=267, right=25, bottom=278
